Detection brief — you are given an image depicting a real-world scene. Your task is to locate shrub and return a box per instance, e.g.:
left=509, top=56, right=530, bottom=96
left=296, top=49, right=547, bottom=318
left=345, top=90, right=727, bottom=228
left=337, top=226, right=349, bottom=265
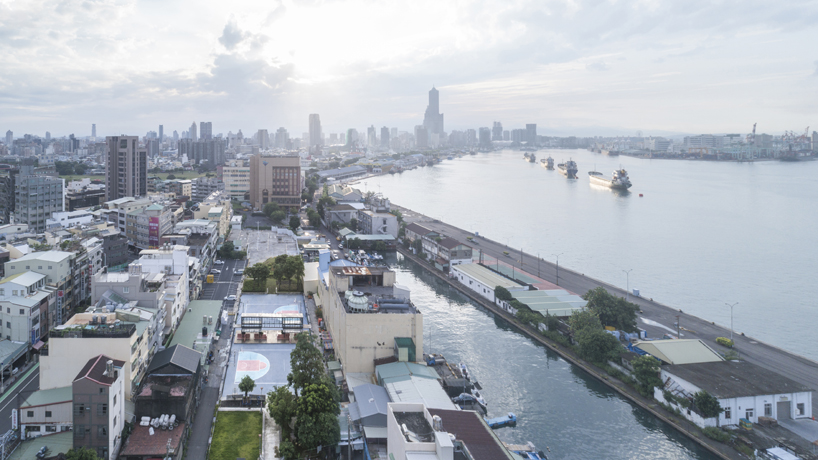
left=702, top=427, right=730, bottom=443
left=715, top=337, right=734, bottom=348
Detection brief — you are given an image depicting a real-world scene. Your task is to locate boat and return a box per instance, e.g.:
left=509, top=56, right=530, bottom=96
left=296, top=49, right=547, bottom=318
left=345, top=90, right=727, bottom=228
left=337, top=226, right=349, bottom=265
left=523, top=153, right=531, bottom=160
left=452, top=393, right=487, bottom=413
left=540, top=157, right=554, bottom=170
left=484, top=412, right=516, bottom=429
left=557, top=159, right=578, bottom=178
left=528, top=153, right=536, bottom=163
left=588, top=169, right=632, bottom=190
left=504, top=442, right=549, bottom=460
left=447, top=155, right=453, bottom=160
left=601, top=149, right=620, bottom=156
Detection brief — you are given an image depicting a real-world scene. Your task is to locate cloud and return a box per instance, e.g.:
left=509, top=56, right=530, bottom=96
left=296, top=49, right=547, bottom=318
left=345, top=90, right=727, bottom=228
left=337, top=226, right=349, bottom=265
left=814, top=61, right=818, bottom=76
left=586, top=61, right=609, bottom=72
left=218, top=19, right=248, bottom=50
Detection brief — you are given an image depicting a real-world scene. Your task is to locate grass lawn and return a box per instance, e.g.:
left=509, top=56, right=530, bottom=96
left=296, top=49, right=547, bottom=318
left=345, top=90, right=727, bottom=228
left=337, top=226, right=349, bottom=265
left=209, top=411, right=262, bottom=460
left=60, top=173, right=105, bottom=182
left=242, top=277, right=300, bottom=293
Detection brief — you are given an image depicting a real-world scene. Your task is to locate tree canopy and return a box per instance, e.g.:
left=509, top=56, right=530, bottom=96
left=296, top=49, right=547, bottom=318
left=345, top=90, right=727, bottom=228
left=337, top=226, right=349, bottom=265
left=694, top=390, right=723, bottom=419
left=495, top=286, right=513, bottom=301
left=239, top=375, right=256, bottom=398
left=632, top=355, right=662, bottom=393
left=287, top=333, right=325, bottom=398
left=65, top=448, right=100, bottom=460
left=582, top=287, right=639, bottom=332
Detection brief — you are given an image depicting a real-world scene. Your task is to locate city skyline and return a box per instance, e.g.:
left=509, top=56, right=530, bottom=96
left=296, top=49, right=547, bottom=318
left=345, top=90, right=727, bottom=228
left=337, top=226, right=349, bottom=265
left=0, top=1, right=816, bottom=136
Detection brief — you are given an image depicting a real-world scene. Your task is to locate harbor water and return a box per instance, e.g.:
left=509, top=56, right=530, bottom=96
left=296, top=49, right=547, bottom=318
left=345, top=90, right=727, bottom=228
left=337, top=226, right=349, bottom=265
left=361, top=149, right=818, bottom=360
left=391, top=255, right=717, bottom=460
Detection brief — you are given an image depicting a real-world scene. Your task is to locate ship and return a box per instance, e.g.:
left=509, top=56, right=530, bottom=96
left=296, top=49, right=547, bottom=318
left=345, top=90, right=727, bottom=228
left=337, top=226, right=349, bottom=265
left=523, top=153, right=531, bottom=160
left=588, top=169, right=632, bottom=190
left=528, top=153, right=536, bottom=163
left=601, top=149, right=620, bottom=156
left=557, top=159, right=578, bottom=178
left=540, top=157, right=555, bottom=170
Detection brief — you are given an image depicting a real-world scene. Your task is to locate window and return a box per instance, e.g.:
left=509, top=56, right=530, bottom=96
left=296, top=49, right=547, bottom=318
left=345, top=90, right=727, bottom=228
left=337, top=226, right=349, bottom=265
left=5, top=322, right=9, bottom=329
left=27, top=411, right=34, bottom=418
left=764, top=403, right=772, bottom=417
left=797, top=403, right=805, bottom=416
left=99, top=387, right=105, bottom=394
left=38, top=266, right=42, bottom=270
left=113, top=415, right=117, bottom=429
left=28, top=426, right=40, bottom=432
left=113, top=395, right=117, bottom=406
left=45, top=411, right=52, bottom=418
left=11, top=291, right=16, bottom=296
left=45, top=426, right=56, bottom=432
left=74, top=403, right=85, bottom=416
left=97, top=426, right=107, bottom=437
left=25, top=266, right=29, bottom=270
left=724, top=408, right=731, bottom=419
left=98, top=403, right=107, bottom=415
left=746, top=408, right=754, bottom=420
left=19, top=309, right=24, bottom=315
left=74, top=425, right=85, bottom=438
left=48, top=266, right=52, bottom=269
left=122, top=287, right=129, bottom=294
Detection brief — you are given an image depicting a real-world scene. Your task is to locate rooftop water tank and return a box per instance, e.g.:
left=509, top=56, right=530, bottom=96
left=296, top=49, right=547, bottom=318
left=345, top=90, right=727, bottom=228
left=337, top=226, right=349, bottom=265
left=348, top=291, right=369, bottom=312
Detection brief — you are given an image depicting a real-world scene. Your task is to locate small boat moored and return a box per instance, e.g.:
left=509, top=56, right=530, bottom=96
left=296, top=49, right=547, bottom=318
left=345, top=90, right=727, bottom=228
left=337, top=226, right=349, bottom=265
left=485, top=412, right=516, bottom=429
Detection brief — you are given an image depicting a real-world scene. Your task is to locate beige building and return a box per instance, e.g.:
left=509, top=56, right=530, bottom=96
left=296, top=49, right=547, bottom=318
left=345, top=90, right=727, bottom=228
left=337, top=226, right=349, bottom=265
left=105, top=136, right=147, bottom=202
left=248, top=155, right=301, bottom=211
left=221, top=160, right=250, bottom=200
left=318, top=266, right=422, bottom=374
left=193, top=191, right=233, bottom=237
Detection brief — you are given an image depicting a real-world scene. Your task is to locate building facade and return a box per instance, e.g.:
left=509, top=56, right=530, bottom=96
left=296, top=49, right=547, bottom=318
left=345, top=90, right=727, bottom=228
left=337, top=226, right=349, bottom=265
left=72, top=355, right=126, bottom=460
left=106, top=136, right=147, bottom=202
left=248, top=155, right=302, bottom=211
left=15, top=174, right=65, bottom=233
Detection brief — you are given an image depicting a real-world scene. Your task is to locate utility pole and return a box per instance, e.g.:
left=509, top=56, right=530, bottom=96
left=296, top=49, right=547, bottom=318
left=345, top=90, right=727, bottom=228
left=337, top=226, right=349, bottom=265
left=552, top=253, right=563, bottom=286
left=675, top=315, right=680, bottom=339
left=725, top=302, right=738, bottom=342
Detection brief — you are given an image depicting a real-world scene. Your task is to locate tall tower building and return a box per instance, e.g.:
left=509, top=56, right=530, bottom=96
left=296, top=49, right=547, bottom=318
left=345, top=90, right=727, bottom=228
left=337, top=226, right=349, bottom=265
left=92, top=124, right=97, bottom=138
left=423, top=87, right=444, bottom=134
left=105, top=136, right=147, bottom=202
left=275, top=127, right=289, bottom=149
left=492, top=122, right=503, bottom=141
left=381, top=127, right=390, bottom=148
left=45, top=132, right=51, bottom=142
left=257, top=129, right=269, bottom=150
left=526, top=124, right=537, bottom=145
left=158, top=125, right=163, bottom=142
left=200, top=122, right=212, bottom=140
left=5, top=130, right=12, bottom=146
left=309, top=114, right=322, bottom=150
left=248, top=155, right=301, bottom=211
left=367, top=126, right=376, bottom=146
left=190, top=122, right=198, bottom=141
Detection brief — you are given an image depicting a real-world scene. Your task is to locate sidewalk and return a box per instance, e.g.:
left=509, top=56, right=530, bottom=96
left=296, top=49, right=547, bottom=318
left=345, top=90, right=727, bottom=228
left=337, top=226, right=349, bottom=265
left=262, top=407, right=281, bottom=460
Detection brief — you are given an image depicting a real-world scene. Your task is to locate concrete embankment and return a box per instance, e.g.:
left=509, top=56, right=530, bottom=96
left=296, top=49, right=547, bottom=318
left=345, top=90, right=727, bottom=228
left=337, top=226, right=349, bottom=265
left=397, top=247, right=741, bottom=460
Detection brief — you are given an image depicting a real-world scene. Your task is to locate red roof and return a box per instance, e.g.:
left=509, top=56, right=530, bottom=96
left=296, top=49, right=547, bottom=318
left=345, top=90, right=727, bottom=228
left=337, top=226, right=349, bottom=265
left=120, top=423, right=186, bottom=457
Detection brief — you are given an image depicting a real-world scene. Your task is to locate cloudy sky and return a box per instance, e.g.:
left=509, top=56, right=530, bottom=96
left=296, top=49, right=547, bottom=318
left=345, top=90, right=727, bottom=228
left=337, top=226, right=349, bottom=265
left=1, top=0, right=816, bottom=138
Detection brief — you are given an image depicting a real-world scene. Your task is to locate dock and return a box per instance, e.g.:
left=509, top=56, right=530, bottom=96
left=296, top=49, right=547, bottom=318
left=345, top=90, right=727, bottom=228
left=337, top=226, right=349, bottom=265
left=484, top=412, right=516, bottom=429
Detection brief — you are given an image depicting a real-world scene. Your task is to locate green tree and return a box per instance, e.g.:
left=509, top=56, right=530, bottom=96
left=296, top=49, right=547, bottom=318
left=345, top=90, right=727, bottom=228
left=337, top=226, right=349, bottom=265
left=294, top=381, right=340, bottom=451
left=582, top=287, right=639, bottom=332
left=390, top=209, right=404, bottom=223
left=287, top=333, right=325, bottom=398
left=167, top=173, right=176, bottom=180
left=411, top=238, right=423, bottom=253
left=543, top=313, right=560, bottom=331
left=246, top=263, right=271, bottom=290
left=693, top=390, right=723, bottom=420
left=373, top=241, right=387, bottom=251
left=286, top=256, right=305, bottom=290
left=267, top=385, right=296, bottom=436
left=276, top=439, right=298, bottom=460
left=239, top=375, right=256, bottom=400
left=569, top=309, right=603, bottom=336
left=263, top=202, right=281, bottom=216
left=495, top=286, right=513, bottom=301
left=576, top=330, right=621, bottom=363
left=74, top=163, right=87, bottom=175
left=348, top=218, right=358, bottom=232
left=289, top=216, right=300, bottom=231
left=269, top=210, right=286, bottom=225
left=65, top=447, right=101, bottom=460
left=307, top=209, right=321, bottom=227
left=632, top=355, right=662, bottom=393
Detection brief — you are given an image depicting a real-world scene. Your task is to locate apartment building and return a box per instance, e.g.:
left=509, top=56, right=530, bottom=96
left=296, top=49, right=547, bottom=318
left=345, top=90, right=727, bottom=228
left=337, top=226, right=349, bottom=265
left=0, top=272, right=54, bottom=342
left=5, top=250, right=83, bottom=328
left=125, top=204, right=173, bottom=250
left=72, top=355, right=126, bottom=460
left=220, top=160, right=250, bottom=200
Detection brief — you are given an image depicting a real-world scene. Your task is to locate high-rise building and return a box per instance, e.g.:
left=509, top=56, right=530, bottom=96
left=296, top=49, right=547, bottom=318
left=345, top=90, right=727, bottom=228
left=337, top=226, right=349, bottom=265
left=414, top=126, right=428, bottom=149
left=309, top=114, right=322, bottom=150
left=526, top=124, right=537, bottom=145
left=177, top=139, right=225, bottom=166
left=173, top=130, right=179, bottom=142
left=68, top=134, right=79, bottom=153
left=248, top=155, right=301, bottom=211
left=4, top=131, right=11, bottom=146
left=158, top=124, right=163, bottom=142
left=92, top=124, right=96, bottom=138
left=346, top=128, right=358, bottom=147
left=257, top=129, right=269, bottom=150
left=479, top=127, right=491, bottom=147
left=423, top=87, right=444, bottom=134
left=492, top=122, right=503, bottom=141
left=813, top=131, right=817, bottom=152
left=503, top=130, right=509, bottom=141
left=275, top=127, right=289, bottom=149
left=105, top=136, right=147, bottom=201
left=200, top=121, right=212, bottom=140
left=391, top=127, right=398, bottom=140
left=15, top=174, right=65, bottom=233
left=190, top=122, right=198, bottom=141
left=367, top=126, right=376, bottom=146
left=381, top=127, right=390, bottom=148
left=45, top=131, right=51, bottom=142
left=0, top=166, right=19, bottom=225
left=466, top=129, right=477, bottom=146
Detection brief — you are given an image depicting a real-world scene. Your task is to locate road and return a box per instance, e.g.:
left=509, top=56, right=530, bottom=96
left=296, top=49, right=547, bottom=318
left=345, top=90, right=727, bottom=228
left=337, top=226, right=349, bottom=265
left=397, top=205, right=818, bottom=417
left=200, top=258, right=246, bottom=305
left=0, top=365, right=39, bottom=433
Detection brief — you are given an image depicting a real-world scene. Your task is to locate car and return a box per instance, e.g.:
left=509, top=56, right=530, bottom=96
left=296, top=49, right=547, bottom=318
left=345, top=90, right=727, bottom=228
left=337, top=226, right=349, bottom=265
left=210, top=269, right=221, bottom=274
left=214, top=260, right=224, bottom=265
left=224, top=295, right=237, bottom=301
left=235, top=269, right=244, bottom=275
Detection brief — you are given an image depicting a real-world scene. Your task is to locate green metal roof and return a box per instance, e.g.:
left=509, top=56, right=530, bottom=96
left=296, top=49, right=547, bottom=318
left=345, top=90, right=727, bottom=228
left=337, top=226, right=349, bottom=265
left=21, top=386, right=73, bottom=408
left=170, top=300, right=222, bottom=349
left=375, top=361, right=438, bottom=386
left=8, top=432, right=73, bottom=460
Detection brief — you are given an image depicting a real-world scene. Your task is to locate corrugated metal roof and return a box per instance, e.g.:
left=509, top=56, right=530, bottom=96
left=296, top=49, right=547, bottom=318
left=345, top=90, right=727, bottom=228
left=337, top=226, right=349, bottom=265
left=21, top=386, right=73, bottom=408
left=635, top=339, right=724, bottom=365
left=350, top=384, right=390, bottom=420
left=510, top=290, right=587, bottom=317
left=451, top=263, right=524, bottom=290
left=385, top=376, right=456, bottom=410
left=376, top=362, right=438, bottom=384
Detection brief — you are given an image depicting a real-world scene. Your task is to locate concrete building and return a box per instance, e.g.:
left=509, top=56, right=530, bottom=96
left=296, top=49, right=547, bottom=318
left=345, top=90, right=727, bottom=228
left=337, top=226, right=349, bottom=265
left=492, top=122, right=503, bottom=141
left=357, top=210, right=398, bottom=238
left=5, top=251, right=82, bottom=328
left=72, top=355, right=126, bottom=460
left=422, top=87, right=444, bottom=135
left=220, top=160, right=250, bottom=200
left=433, top=237, right=473, bottom=268
left=191, top=177, right=224, bottom=203
left=318, top=266, right=422, bottom=374
left=0, top=272, right=53, bottom=342
left=46, top=210, right=94, bottom=230
left=526, top=124, right=537, bottom=144
left=309, top=114, right=322, bottom=150
left=199, top=121, right=212, bottom=140
left=657, top=361, right=813, bottom=427
left=275, top=127, right=289, bottom=149
left=105, top=136, right=147, bottom=202
left=450, top=263, right=526, bottom=303
left=135, top=245, right=191, bottom=330
left=177, top=139, right=225, bottom=166
left=15, top=174, right=65, bottom=233
left=193, top=191, right=233, bottom=237
left=314, top=166, right=367, bottom=183
left=19, top=386, right=73, bottom=438
left=125, top=203, right=174, bottom=250
left=248, top=155, right=301, bottom=211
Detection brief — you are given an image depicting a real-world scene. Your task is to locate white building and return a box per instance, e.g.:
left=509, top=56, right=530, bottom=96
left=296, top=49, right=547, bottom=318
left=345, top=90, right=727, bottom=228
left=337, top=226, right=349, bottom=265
left=450, top=263, right=527, bottom=303
left=657, top=361, right=813, bottom=427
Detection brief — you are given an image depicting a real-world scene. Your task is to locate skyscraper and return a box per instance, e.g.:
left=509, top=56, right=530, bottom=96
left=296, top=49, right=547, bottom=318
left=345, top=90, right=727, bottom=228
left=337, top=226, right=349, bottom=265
left=190, top=122, right=198, bottom=141
left=391, top=127, right=398, bottom=139
left=5, top=130, right=12, bottom=146
left=173, top=130, right=179, bottom=142
left=158, top=125, right=163, bottom=142
left=275, top=127, right=289, bottom=149
left=200, top=121, right=212, bottom=140
left=526, top=124, right=537, bottom=145
left=414, top=125, right=428, bottom=149
left=92, top=124, right=96, bottom=138
left=479, top=127, right=491, bottom=147
left=367, top=125, right=376, bottom=146
left=257, top=129, right=270, bottom=150
left=15, top=172, right=64, bottom=233
left=309, top=114, right=322, bottom=150
left=105, top=135, right=147, bottom=201
left=381, top=126, right=390, bottom=148
left=346, top=128, right=358, bottom=147
left=45, top=131, right=51, bottom=142
left=423, top=87, right=444, bottom=134
left=492, top=122, right=503, bottom=141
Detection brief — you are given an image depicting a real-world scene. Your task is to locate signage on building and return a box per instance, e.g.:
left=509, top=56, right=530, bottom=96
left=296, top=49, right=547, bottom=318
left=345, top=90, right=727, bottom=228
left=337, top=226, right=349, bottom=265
left=11, top=409, right=17, bottom=430
left=149, top=216, right=160, bottom=247
left=57, top=290, right=63, bottom=297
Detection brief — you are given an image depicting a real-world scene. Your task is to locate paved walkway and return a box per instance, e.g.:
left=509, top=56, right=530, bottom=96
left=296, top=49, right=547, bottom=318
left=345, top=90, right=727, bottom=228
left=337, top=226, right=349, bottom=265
left=262, top=407, right=281, bottom=460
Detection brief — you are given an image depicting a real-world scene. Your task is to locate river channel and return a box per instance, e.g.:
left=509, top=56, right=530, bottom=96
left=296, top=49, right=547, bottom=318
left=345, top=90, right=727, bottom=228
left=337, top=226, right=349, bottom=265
left=361, top=149, right=818, bottom=360
left=388, top=254, right=716, bottom=460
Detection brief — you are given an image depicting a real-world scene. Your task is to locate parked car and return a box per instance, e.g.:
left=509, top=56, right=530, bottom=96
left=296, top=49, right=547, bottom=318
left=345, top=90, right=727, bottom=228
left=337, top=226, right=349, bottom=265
left=224, top=295, right=236, bottom=301
left=214, top=260, right=225, bottom=265
left=210, top=269, right=221, bottom=274
left=235, top=269, right=244, bottom=275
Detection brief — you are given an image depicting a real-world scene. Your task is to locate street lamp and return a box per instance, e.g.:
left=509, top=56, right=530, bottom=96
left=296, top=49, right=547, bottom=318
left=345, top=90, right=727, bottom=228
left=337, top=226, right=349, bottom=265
left=622, top=269, right=633, bottom=302
left=725, top=302, right=738, bottom=342
left=551, top=253, right=563, bottom=286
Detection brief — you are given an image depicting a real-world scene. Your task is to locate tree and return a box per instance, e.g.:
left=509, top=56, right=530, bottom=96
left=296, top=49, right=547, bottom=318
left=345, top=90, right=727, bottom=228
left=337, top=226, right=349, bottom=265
left=582, top=287, right=639, bottom=332
left=286, top=256, right=305, bottom=290
left=390, top=209, right=404, bottom=223
left=246, top=263, right=270, bottom=290
left=576, top=330, right=621, bottom=363
left=167, top=174, right=176, bottom=180
left=268, top=210, right=286, bottom=224
left=348, top=218, right=358, bottom=232
left=263, top=202, right=281, bottom=216
left=294, top=381, right=340, bottom=451
left=495, top=286, right=513, bottom=302
left=411, top=238, right=423, bottom=253
left=65, top=447, right=101, bottom=460
left=632, top=355, right=662, bottom=393
left=239, top=375, right=256, bottom=400
left=288, top=333, right=325, bottom=398
left=267, top=385, right=296, bottom=436
left=569, top=309, right=602, bottom=336
left=373, top=241, right=387, bottom=251
left=543, top=313, right=560, bottom=331
left=289, top=216, right=300, bottom=231
left=307, top=209, right=321, bottom=227
left=693, top=390, right=723, bottom=421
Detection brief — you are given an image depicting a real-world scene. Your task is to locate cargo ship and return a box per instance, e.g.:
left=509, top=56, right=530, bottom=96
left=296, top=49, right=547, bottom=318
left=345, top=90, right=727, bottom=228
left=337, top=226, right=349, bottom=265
left=588, top=169, right=632, bottom=190
left=540, top=157, right=554, bottom=170
left=528, top=153, right=536, bottom=163
left=557, top=159, right=578, bottom=178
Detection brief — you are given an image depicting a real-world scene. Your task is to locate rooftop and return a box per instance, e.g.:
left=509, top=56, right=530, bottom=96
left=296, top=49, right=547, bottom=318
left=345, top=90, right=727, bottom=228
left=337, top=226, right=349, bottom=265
left=137, top=375, right=194, bottom=398
left=21, top=385, right=72, bottom=408
left=452, top=263, right=525, bottom=291
left=0, top=271, right=45, bottom=287
left=635, top=339, right=724, bottom=365
left=170, top=300, right=222, bottom=350
left=385, top=376, right=457, bottom=410
left=664, top=361, right=813, bottom=399
left=148, top=344, right=201, bottom=375
left=376, top=361, right=439, bottom=385
left=427, top=409, right=515, bottom=460
left=510, top=289, right=587, bottom=317
left=120, top=423, right=186, bottom=457
left=12, top=250, right=73, bottom=263
left=8, top=432, right=73, bottom=460
left=74, top=354, right=125, bottom=386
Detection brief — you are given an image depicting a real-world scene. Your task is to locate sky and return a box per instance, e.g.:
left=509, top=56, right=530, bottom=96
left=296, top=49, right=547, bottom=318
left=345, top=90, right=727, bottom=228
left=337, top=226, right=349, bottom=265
left=1, top=0, right=817, bottom=138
